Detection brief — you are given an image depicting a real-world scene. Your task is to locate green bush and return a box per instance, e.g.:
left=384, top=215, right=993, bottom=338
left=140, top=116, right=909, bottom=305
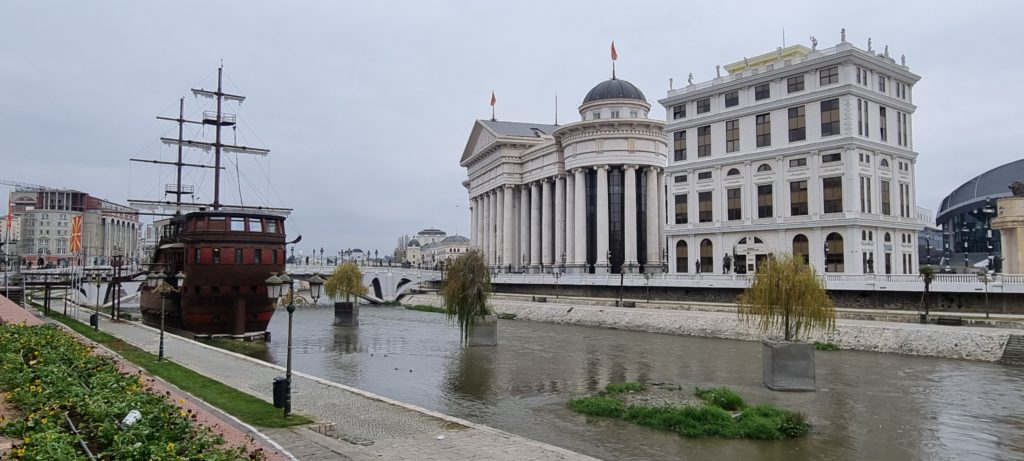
left=605, top=382, right=646, bottom=394
left=814, top=341, right=840, bottom=351
left=695, top=387, right=746, bottom=411
left=568, top=395, right=624, bottom=418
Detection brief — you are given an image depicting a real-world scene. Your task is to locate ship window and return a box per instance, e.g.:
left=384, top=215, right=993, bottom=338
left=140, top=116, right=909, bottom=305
left=194, top=248, right=201, bottom=263
left=254, top=249, right=262, bottom=264
left=248, top=219, right=263, bottom=232
left=212, top=248, right=221, bottom=264
left=231, top=217, right=245, bottom=231
left=267, top=221, right=278, bottom=233
left=235, top=248, right=243, bottom=264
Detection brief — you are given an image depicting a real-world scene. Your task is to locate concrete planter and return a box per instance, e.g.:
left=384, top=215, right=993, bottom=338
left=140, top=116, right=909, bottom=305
left=762, top=339, right=815, bottom=391
left=467, top=314, right=498, bottom=347
left=333, top=301, right=358, bottom=326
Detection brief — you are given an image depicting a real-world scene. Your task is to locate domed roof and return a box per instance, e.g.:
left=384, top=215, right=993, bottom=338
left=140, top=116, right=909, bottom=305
left=442, top=235, right=470, bottom=244
left=936, top=158, right=1024, bottom=224
left=407, top=239, right=421, bottom=247
left=583, top=78, right=646, bottom=104
left=418, top=228, right=446, bottom=236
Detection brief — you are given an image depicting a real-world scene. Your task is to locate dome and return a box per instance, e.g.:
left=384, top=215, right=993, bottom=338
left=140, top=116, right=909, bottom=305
left=936, top=158, right=1024, bottom=225
left=407, top=239, right=421, bottom=247
left=583, top=78, right=646, bottom=104
left=441, top=235, right=470, bottom=244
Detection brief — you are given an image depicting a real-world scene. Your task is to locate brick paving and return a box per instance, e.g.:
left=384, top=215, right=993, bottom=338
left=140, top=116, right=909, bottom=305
left=19, top=298, right=594, bottom=461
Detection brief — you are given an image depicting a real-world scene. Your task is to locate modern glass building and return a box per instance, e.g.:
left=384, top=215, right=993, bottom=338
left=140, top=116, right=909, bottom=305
left=935, top=158, right=1024, bottom=271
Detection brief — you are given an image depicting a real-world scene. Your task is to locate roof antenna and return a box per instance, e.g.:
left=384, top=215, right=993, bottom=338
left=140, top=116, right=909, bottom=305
left=554, top=87, right=559, bottom=126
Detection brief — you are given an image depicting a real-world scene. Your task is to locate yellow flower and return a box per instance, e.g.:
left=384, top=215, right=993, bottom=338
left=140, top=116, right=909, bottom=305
left=178, top=399, right=185, bottom=405
left=166, top=441, right=175, bottom=453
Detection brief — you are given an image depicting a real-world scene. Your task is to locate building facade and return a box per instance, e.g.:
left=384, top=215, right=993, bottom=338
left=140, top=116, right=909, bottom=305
left=659, top=41, right=921, bottom=275
left=9, top=189, right=139, bottom=267
left=462, top=76, right=668, bottom=274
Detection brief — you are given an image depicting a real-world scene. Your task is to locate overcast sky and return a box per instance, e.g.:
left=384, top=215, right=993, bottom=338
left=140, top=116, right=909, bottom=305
left=2, top=0, right=1022, bottom=258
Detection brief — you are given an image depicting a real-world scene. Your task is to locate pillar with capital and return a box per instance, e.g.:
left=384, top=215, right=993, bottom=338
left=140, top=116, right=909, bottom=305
left=481, top=193, right=490, bottom=262
left=496, top=186, right=505, bottom=268
left=541, top=178, right=554, bottom=269
left=502, top=185, right=514, bottom=272
left=519, top=185, right=530, bottom=271
left=489, top=191, right=498, bottom=265
left=565, top=173, right=575, bottom=271
left=572, top=168, right=588, bottom=273
left=646, top=167, right=661, bottom=272
left=623, top=165, right=638, bottom=270
left=596, top=165, right=610, bottom=274
left=554, top=175, right=566, bottom=271
left=530, top=182, right=542, bottom=272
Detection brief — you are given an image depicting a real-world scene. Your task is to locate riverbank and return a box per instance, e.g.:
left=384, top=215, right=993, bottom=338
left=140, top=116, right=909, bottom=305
left=404, top=294, right=1014, bottom=362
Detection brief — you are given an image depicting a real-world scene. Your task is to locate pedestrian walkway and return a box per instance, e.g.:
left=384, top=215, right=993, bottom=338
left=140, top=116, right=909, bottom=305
left=54, top=308, right=596, bottom=461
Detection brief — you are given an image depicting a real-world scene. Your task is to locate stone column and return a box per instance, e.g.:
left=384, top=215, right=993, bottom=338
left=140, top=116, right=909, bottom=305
left=519, top=185, right=530, bottom=270
left=480, top=194, right=488, bottom=261
left=489, top=191, right=498, bottom=265
left=596, top=166, right=610, bottom=273
left=503, top=185, right=514, bottom=271
left=530, top=182, right=542, bottom=272
left=496, top=186, right=505, bottom=268
left=541, top=178, right=554, bottom=269
left=623, top=165, right=638, bottom=269
left=657, top=168, right=666, bottom=270
left=470, top=197, right=477, bottom=249
left=573, top=168, right=587, bottom=273
left=566, top=173, right=575, bottom=270
left=646, top=167, right=660, bottom=272
left=554, top=175, right=566, bottom=269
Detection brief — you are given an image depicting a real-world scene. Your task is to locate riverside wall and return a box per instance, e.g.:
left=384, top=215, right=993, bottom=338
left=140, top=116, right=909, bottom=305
left=405, top=295, right=1011, bottom=362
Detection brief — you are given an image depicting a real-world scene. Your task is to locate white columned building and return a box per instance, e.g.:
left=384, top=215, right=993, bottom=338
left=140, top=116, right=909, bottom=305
left=461, top=74, right=668, bottom=274
left=659, top=40, right=921, bottom=275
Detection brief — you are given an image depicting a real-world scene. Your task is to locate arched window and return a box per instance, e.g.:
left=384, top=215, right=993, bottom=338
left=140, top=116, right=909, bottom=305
left=675, top=240, right=689, bottom=273
left=884, top=232, right=892, bottom=242
left=727, top=168, right=741, bottom=176
left=738, top=237, right=747, bottom=244
left=757, top=164, right=772, bottom=172
left=699, top=239, right=714, bottom=273
left=825, top=232, right=845, bottom=272
left=862, top=230, right=867, bottom=241
left=793, top=234, right=809, bottom=264
left=753, top=237, right=764, bottom=244
left=880, top=159, right=890, bottom=168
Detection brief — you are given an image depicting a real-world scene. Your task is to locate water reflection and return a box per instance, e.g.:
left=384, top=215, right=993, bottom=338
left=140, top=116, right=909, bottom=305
left=250, top=306, right=1024, bottom=461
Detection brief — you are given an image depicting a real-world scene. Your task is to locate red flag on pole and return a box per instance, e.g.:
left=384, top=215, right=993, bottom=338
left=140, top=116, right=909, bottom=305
left=611, top=41, right=618, bottom=61
left=490, top=91, right=496, bottom=107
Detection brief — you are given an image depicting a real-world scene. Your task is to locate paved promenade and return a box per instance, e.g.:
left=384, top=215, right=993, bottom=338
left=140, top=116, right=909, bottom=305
left=50, top=306, right=596, bottom=461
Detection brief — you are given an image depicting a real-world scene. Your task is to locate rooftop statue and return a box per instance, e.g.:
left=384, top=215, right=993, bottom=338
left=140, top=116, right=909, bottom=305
left=1010, top=181, right=1024, bottom=197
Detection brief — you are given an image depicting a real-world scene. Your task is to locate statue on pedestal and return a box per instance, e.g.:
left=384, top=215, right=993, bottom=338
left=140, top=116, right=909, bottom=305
left=1010, top=181, right=1024, bottom=196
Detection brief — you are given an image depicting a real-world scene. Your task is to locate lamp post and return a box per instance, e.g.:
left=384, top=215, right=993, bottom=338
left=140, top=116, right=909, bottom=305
left=266, top=272, right=322, bottom=417
left=111, top=254, right=123, bottom=320
left=553, top=268, right=562, bottom=300
left=149, top=271, right=185, bottom=361
left=92, top=273, right=104, bottom=331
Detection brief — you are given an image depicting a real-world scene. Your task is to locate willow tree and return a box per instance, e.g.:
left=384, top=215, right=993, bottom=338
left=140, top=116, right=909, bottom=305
left=325, top=262, right=367, bottom=303
left=739, top=253, right=836, bottom=341
left=441, top=249, right=492, bottom=344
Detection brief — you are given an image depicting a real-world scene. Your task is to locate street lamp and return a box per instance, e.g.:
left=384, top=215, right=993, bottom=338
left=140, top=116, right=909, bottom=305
left=265, top=272, right=322, bottom=417
left=92, top=273, right=105, bottom=331
left=149, top=271, right=185, bottom=361
left=823, top=242, right=830, bottom=273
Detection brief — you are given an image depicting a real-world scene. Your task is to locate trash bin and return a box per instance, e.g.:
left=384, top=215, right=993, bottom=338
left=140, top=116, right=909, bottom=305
left=89, top=313, right=99, bottom=328
left=272, top=377, right=288, bottom=408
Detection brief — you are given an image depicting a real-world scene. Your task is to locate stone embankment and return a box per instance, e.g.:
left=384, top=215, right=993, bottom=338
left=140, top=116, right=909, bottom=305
left=406, top=295, right=1011, bottom=362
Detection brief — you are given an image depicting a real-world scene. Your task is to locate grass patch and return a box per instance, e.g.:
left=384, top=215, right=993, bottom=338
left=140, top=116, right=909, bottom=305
left=814, top=341, right=840, bottom=351
left=569, top=383, right=809, bottom=440
left=405, top=304, right=446, bottom=314
left=44, top=311, right=310, bottom=428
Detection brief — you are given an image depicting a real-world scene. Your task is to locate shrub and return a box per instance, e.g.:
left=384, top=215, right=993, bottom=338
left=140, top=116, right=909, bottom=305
left=695, top=387, right=746, bottom=411
left=568, top=395, right=624, bottom=418
left=814, top=341, right=840, bottom=351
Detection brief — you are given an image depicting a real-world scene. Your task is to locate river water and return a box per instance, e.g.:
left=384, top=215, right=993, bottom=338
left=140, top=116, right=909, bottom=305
left=245, top=305, right=1024, bottom=461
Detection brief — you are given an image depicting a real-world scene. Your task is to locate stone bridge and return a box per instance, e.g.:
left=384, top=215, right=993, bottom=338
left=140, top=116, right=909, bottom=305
left=288, top=265, right=442, bottom=304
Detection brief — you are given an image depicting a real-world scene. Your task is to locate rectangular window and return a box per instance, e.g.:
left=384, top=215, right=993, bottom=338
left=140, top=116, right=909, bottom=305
left=697, top=125, right=711, bottom=157
left=856, top=67, right=865, bottom=85
left=727, top=188, right=742, bottom=220
left=674, top=174, right=687, bottom=183
left=821, top=152, right=842, bottom=163
left=897, top=112, right=903, bottom=146
left=696, top=98, right=710, bottom=114
left=857, top=99, right=864, bottom=135
left=754, top=83, right=770, bottom=101
left=860, top=177, right=873, bottom=213
left=790, top=180, right=808, bottom=216
left=820, top=98, right=840, bottom=137
left=822, top=177, right=843, bottom=213
left=697, top=171, right=712, bottom=180
left=863, top=100, right=870, bottom=135
left=789, top=158, right=807, bottom=168
left=610, top=110, right=620, bottom=118
left=755, top=113, right=771, bottom=147
left=788, top=106, right=806, bottom=142
left=881, top=180, right=891, bottom=215
left=212, top=248, right=221, bottom=264
left=757, top=184, right=773, bottom=218
left=899, top=183, right=906, bottom=217
left=819, top=66, right=839, bottom=86
left=592, top=111, right=601, bottom=120
left=230, top=217, right=245, bottom=231
left=673, top=130, right=687, bottom=161
left=267, top=221, right=278, bottom=233
left=878, top=75, right=887, bottom=93
left=725, top=91, right=739, bottom=107
left=674, top=194, right=688, bottom=224
left=787, top=75, right=805, bottom=93
left=248, top=219, right=263, bottom=233
left=725, top=119, right=739, bottom=153
left=879, top=107, right=888, bottom=141
left=673, top=104, right=686, bottom=119
left=254, top=248, right=262, bottom=264
left=234, top=248, right=243, bottom=264
left=698, top=191, right=713, bottom=222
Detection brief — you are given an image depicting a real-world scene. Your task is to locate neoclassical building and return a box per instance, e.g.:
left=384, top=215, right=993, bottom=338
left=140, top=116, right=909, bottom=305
left=659, top=40, right=921, bottom=275
left=462, top=76, right=668, bottom=274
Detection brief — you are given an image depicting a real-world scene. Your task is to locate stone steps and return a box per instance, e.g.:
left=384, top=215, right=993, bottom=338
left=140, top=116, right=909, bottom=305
left=1001, top=335, right=1024, bottom=365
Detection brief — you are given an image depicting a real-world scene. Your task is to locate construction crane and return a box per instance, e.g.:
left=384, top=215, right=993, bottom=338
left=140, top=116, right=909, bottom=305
left=0, top=178, right=52, bottom=192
